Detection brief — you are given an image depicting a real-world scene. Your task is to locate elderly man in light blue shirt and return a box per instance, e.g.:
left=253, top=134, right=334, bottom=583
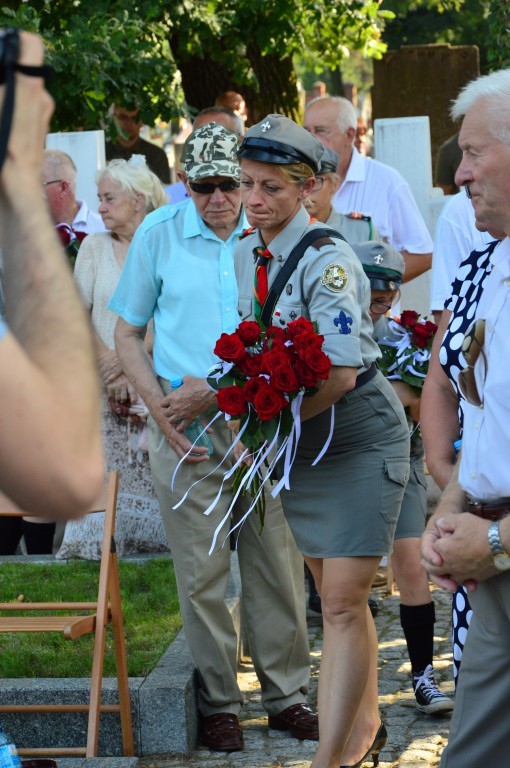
left=110, top=124, right=315, bottom=754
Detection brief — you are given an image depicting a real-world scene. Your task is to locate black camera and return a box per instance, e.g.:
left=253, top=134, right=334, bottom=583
left=0, top=28, right=19, bottom=86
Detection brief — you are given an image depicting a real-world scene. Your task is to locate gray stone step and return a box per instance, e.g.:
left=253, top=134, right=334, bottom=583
left=0, top=554, right=242, bottom=758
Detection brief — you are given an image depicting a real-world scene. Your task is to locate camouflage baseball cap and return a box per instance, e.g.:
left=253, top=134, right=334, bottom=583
left=352, top=241, right=405, bottom=290
left=182, top=123, right=241, bottom=181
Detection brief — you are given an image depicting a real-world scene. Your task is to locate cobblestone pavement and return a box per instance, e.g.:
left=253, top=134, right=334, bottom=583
left=140, top=581, right=454, bottom=768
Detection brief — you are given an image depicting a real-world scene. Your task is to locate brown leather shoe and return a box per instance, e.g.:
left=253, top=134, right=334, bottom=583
left=268, top=702, right=319, bottom=740
left=202, top=712, right=244, bottom=752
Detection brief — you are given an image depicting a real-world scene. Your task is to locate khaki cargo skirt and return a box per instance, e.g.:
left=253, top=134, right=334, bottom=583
left=281, top=370, right=410, bottom=559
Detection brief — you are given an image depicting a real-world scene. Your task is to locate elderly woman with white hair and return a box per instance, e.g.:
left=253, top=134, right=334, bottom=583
left=63, top=157, right=169, bottom=558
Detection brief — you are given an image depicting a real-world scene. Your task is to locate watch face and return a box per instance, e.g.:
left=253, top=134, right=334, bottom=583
left=494, top=554, right=510, bottom=571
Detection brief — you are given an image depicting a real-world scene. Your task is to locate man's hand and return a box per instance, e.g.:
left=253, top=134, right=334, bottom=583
left=433, top=513, right=496, bottom=588
left=105, top=372, right=137, bottom=407
left=0, top=31, right=54, bottom=201
left=157, top=412, right=211, bottom=464
left=161, top=376, right=216, bottom=430
left=421, top=462, right=466, bottom=591
left=98, top=349, right=124, bottom=386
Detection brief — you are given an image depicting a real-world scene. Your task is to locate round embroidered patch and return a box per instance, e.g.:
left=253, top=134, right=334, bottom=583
left=321, top=263, right=348, bottom=293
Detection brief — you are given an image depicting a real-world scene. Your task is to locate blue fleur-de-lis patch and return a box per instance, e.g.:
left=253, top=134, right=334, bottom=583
left=334, top=310, right=353, bottom=334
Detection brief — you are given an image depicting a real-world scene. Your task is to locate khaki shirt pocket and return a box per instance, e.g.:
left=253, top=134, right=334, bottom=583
left=238, top=295, right=254, bottom=322
left=271, top=298, right=304, bottom=327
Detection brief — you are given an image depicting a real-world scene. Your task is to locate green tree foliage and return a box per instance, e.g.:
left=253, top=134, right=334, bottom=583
left=0, top=1, right=179, bottom=131
left=381, top=0, right=492, bottom=73
left=487, top=1, right=510, bottom=70
left=0, top=0, right=390, bottom=129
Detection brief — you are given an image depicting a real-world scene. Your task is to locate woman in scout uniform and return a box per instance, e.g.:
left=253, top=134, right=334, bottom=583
left=354, top=241, right=454, bottom=716
left=234, top=114, right=410, bottom=768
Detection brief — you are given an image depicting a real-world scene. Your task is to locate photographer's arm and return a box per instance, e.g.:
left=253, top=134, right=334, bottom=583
left=0, top=31, right=103, bottom=518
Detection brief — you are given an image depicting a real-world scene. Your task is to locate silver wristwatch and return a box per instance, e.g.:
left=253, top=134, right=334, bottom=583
left=488, top=520, right=510, bottom=571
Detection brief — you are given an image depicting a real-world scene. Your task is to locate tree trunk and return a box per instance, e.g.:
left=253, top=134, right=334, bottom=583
left=168, top=36, right=300, bottom=126
left=244, top=43, right=300, bottom=124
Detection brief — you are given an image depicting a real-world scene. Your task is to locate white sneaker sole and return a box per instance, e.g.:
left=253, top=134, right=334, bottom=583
left=416, top=698, right=454, bottom=715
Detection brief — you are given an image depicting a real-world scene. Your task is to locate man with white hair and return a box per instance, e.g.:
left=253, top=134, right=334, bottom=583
left=422, top=67, right=510, bottom=768
left=42, top=149, right=105, bottom=233
left=303, top=96, right=432, bottom=282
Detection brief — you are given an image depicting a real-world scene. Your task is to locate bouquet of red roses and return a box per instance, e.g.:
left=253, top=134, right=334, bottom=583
left=55, top=223, right=87, bottom=269
left=377, top=310, right=438, bottom=394
left=200, top=316, right=331, bottom=547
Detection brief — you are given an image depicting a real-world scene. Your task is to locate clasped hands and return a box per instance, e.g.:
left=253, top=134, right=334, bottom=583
left=422, top=509, right=497, bottom=592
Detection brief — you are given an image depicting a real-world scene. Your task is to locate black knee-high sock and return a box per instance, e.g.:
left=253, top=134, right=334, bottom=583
left=400, top=601, right=436, bottom=675
left=21, top=520, right=56, bottom=554
left=0, top=516, right=23, bottom=554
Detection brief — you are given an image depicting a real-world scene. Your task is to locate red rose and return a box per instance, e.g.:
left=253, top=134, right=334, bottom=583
left=286, top=317, right=315, bottom=340
left=293, top=332, right=324, bottom=356
left=214, top=333, right=248, bottom=364
left=293, top=358, right=318, bottom=388
left=302, top=346, right=332, bottom=379
left=282, top=344, right=299, bottom=364
left=236, top=321, right=261, bottom=346
left=270, top=366, right=299, bottom=393
left=56, top=223, right=74, bottom=246
left=261, top=348, right=292, bottom=374
left=238, top=353, right=263, bottom=377
left=253, top=385, right=288, bottom=421
left=265, top=325, right=287, bottom=344
left=422, top=320, right=438, bottom=336
left=243, top=376, right=268, bottom=403
left=216, top=385, right=248, bottom=416
left=411, top=324, right=433, bottom=349
left=400, top=310, right=420, bottom=329
left=74, top=230, right=88, bottom=243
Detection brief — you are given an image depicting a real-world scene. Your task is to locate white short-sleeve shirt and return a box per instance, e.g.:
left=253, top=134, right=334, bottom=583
left=332, top=147, right=433, bottom=255
left=430, top=191, right=494, bottom=312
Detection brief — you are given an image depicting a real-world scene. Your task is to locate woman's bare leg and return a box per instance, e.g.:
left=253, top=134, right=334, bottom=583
left=306, top=555, right=382, bottom=768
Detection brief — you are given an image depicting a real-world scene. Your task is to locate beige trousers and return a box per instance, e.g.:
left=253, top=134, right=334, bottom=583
left=148, top=406, right=310, bottom=717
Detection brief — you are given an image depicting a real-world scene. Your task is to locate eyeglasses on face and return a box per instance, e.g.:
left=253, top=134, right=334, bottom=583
left=370, top=301, right=392, bottom=315
left=188, top=180, right=240, bottom=194
left=42, top=179, right=63, bottom=187
left=458, top=318, right=486, bottom=407
left=311, top=176, right=325, bottom=192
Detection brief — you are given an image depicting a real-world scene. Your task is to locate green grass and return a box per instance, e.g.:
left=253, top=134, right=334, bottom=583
left=0, top=558, right=181, bottom=678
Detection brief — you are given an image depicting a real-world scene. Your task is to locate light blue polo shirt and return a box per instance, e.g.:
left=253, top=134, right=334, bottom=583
left=109, top=200, right=248, bottom=380
left=0, top=317, right=6, bottom=341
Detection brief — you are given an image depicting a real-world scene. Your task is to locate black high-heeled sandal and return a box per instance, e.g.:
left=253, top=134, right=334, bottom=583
left=341, top=722, right=388, bottom=768
left=0, top=28, right=51, bottom=171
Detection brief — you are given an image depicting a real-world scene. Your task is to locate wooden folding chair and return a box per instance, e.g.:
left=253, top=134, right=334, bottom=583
left=0, top=470, right=134, bottom=758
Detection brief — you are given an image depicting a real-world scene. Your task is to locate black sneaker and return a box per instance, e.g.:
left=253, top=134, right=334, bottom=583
left=412, top=665, right=454, bottom=714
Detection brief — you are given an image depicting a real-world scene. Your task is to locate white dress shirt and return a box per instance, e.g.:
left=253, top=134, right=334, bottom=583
left=332, top=147, right=433, bottom=255
left=460, top=238, right=510, bottom=499
left=431, top=191, right=494, bottom=312
left=73, top=200, right=106, bottom=234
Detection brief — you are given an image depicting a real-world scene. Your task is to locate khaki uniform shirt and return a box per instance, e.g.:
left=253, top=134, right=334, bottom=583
left=326, top=208, right=381, bottom=245
left=234, top=205, right=380, bottom=372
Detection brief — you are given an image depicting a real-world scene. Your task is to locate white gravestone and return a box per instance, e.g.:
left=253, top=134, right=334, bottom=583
left=374, top=116, right=447, bottom=317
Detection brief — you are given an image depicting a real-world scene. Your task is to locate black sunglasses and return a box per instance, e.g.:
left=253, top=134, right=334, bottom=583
left=188, top=180, right=240, bottom=194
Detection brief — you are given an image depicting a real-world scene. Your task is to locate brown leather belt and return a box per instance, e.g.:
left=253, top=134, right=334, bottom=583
left=467, top=497, right=510, bottom=521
